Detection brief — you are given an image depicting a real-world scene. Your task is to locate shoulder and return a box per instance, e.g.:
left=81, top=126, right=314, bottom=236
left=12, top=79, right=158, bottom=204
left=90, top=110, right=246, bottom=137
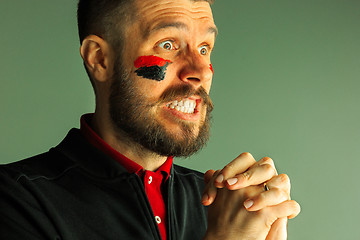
left=173, top=164, right=204, bottom=180
left=0, top=148, right=76, bottom=183
left=172, top=164, right=205, bottom=191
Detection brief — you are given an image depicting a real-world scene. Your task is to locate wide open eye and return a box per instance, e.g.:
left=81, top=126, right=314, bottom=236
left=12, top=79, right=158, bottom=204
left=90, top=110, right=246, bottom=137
left=159, top=40, right=175, bottom=50
left=199, top=45, right=209, bottom=55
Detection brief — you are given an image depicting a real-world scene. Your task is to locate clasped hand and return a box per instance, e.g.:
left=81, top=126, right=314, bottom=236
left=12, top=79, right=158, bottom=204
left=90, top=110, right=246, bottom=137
left=202, top=152, right=300, bottom=240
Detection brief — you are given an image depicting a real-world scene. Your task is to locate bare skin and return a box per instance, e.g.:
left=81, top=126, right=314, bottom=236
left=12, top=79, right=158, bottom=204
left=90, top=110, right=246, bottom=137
left=80, top=0, right=300, bottom=238
left=202, top=153, right=300, bottom=240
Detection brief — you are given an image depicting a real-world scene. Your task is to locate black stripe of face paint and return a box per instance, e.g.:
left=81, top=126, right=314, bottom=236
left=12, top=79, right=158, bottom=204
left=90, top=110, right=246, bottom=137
left=134, top=62, right=170, bottom=81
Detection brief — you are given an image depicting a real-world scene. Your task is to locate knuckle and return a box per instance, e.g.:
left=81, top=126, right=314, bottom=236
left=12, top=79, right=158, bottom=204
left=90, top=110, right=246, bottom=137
left=291, top=200, right=301, bottom=213
left=257, top=191, right=267, bottom=202
left=262, top=156, right=273, bottom=164
left=221, top=165, right=232, bottom=177
left=285, top=200, right=301, bottom=218
left=262, top=163, right=276, bottom=174
left=241, top=152, right=252, bottom=157
left=274, top=188, right=288, bottom=201
left=241, top=171, right=252, bottom=181
left=278, top=174, right=290, bottom=185
left=204, top=169, right=215, bottom=179
left=271, top=188, right=282, bottom=198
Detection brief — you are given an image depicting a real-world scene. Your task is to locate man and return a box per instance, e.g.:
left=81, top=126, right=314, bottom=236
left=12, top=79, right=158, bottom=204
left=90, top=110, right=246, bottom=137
left=0, top=0, right=300, bottom=239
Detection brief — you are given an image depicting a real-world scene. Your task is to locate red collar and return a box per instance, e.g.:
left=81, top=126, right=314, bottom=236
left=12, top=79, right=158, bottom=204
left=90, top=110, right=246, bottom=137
left=80, top=114, right=173, bottom=179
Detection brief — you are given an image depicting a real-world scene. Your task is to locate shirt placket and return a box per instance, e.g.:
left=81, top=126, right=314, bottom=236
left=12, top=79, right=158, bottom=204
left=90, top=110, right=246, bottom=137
left=144, top=171, right=167, bottom=240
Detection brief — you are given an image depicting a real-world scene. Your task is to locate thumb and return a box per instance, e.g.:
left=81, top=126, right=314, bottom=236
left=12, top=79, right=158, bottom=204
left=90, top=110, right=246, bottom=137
left=266, top=217, right=287, bottom=240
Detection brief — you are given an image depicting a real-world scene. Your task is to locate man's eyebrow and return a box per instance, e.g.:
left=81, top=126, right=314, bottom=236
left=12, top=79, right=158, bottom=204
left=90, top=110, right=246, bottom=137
left=208, top=26, right=218, bottom=38
left=145, top=21, right=218, bottom=38
left=152, top=22, right=188, bottom=33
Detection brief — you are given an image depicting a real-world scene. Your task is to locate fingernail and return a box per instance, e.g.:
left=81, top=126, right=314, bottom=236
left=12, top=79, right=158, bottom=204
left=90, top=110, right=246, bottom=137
left=201, top=194, right=209, bottom=204
left=227, top=177, right=238, bottom=185
left=244, top=200, right=254, bottom=209
left=215, top=174, right=224, bottom=183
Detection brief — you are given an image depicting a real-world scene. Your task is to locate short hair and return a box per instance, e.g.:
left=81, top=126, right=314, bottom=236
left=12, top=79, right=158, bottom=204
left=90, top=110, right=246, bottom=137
left=77, top=0, right=134, bottom=49
left=77, top=0, right=213, bottom=47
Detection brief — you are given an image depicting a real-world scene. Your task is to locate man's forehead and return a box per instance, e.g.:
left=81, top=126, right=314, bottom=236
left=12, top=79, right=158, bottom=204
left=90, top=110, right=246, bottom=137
left=135, top=0, right=213, bottom=14
left=144, top=19, right=217, bottom=40
left=134, top=0, right=216, bottom=37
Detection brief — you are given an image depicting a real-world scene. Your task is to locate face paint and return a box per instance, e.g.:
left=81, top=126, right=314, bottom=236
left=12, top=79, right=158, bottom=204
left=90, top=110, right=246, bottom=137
left=134, top=55, right=172, bottom=81
left=209, top=64, right=214, bottom=74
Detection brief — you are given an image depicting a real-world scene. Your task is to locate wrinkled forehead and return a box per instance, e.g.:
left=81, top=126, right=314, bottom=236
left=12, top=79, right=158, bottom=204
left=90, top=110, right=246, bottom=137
left=134, top=0, right=216, bottom=38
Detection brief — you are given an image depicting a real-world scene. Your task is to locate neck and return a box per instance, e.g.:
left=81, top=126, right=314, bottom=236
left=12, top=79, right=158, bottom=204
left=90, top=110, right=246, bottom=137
left=91, top=110, right=167, bottom=171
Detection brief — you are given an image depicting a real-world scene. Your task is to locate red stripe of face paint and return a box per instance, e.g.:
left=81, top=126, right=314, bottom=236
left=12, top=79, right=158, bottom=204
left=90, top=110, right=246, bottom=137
left=134, top=55, right=172, bottom=68
left=209, top=64, right=214, bottom=74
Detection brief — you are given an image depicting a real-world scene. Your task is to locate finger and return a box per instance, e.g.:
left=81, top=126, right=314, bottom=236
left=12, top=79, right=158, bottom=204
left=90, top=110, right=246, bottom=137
left=202, top=170, right=221, bottom=206
left=262, top=200, right=301, bottom=222
left=204, top=169, right=216, bottom=185
left=266, top=174, right=291, bottom=196
left=244, top=187, right=289, bottom=211
left=266, top=218, right=287, bottom=240
left=214, top=152, right=256, bottom=187
left=226, top=163, right=277, bottom=190
left=255, top=157, right=278, bottom=175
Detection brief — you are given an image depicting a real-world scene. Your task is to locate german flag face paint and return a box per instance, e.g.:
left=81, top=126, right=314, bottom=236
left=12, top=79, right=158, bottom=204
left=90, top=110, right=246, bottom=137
left=134, top=55, right=172, bottom=81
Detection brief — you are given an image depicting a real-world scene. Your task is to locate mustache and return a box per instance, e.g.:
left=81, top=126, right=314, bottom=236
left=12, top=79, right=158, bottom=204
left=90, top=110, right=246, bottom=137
left=155, top=84, right=214, bottom=112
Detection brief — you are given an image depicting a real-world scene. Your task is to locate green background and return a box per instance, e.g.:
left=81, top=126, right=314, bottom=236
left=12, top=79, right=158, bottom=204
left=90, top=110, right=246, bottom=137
left=1, top=1, right=359, bottom=239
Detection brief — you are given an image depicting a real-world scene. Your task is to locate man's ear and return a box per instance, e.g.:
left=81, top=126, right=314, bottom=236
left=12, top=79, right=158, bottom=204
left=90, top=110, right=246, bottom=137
left=80, top=35, right=114, bottom=82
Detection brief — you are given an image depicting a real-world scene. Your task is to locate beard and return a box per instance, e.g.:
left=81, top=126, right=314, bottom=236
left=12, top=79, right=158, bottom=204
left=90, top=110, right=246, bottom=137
left=108, top=58, right=213, bottom=157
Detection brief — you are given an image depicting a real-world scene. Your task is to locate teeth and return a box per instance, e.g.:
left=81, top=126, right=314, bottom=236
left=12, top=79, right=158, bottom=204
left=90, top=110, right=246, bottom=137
left=184, top=100, right=190, bottom=108
left=190, top=101, right=195, bottom=109
left=168, top=98, right=196, bottom=114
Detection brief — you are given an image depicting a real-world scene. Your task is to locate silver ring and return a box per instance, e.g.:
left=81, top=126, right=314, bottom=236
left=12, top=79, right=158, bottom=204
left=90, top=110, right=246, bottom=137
left=264, top=183, right=270, bottom=191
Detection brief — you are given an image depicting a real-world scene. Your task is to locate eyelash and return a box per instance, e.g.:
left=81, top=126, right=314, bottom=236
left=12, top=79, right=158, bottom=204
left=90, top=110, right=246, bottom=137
left=199, top=45, right=211, bottom=55
left=157, top=40, right=212, bottom=55
left=158, top=40, right=177, bottom=51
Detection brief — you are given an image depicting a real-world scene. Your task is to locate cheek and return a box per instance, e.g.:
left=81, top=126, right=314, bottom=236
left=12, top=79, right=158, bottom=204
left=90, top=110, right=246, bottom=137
left=134, top=55, right=172, bottom=81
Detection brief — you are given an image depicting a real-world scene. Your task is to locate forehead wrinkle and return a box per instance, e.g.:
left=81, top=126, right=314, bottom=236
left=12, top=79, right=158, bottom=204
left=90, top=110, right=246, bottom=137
left=133, top=0, right=216, bottom=44
left=144, top=22, right=189, bottom=39
left=137, top=0, right=211, bottom=15
left=144, top=7, right=213, bottom=20
left=143, top=11, right=216, bottom=39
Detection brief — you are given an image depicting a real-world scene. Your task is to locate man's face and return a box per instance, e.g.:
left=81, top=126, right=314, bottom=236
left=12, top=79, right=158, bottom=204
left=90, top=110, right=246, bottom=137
left=109, top=0, right=216, bottom=157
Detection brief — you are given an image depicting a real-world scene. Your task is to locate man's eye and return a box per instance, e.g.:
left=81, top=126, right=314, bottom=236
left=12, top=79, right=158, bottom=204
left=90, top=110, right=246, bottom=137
left=159, top=40, right=174, bottom=50
left=199, top=46, right=209, bottom=55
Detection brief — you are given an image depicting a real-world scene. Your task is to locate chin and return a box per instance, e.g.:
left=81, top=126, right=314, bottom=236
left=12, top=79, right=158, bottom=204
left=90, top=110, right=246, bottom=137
left=162, top=122, right=200, bottom=140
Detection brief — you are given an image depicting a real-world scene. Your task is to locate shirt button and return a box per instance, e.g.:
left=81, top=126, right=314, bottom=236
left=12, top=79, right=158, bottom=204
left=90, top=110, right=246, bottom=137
left=155, top=216, right=161, bottom=224
left=148, top=176, right=152, bottom=184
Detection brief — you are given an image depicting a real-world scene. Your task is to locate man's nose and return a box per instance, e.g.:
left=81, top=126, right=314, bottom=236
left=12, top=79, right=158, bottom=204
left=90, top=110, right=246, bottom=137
left=178, top=51, right=212, bottom=88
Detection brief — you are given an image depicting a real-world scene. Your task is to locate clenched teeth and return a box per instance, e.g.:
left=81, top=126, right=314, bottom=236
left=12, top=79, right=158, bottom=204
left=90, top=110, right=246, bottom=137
left=166, top=99, right=196, bottom=114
